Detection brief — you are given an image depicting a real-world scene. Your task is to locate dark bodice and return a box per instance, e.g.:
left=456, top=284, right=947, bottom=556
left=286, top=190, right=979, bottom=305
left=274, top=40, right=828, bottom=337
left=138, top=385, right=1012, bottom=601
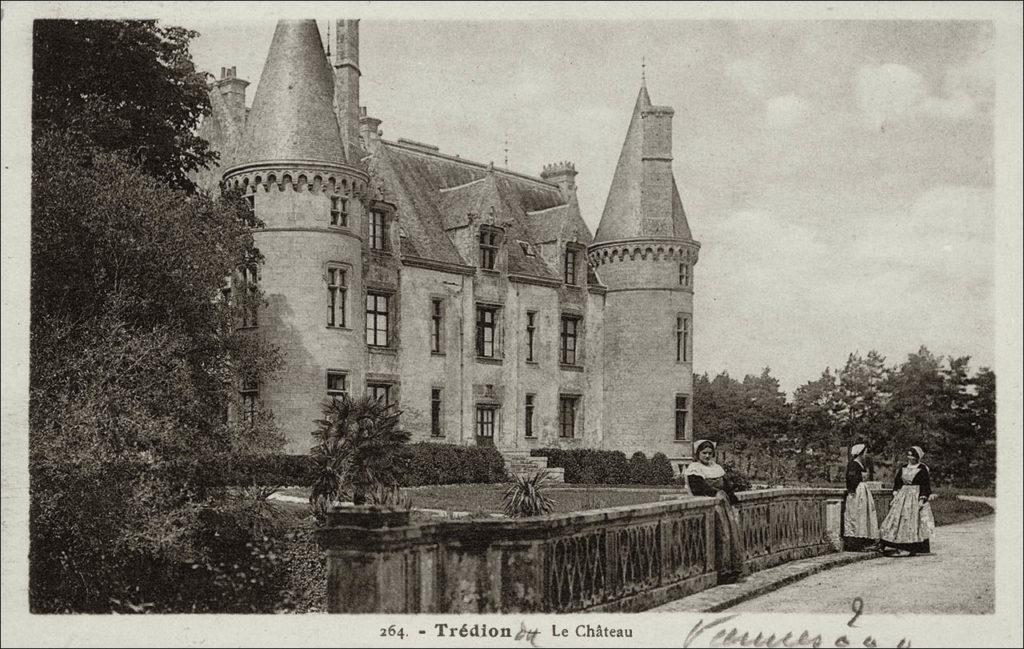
left=893, top=463, right=932, bottom=499
left=846, top=459, right=867, bottom=494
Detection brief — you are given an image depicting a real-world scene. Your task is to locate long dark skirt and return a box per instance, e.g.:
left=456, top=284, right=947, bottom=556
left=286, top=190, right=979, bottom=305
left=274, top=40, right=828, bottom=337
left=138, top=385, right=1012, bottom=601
left=713, top=492, right=745, bottom=582
left=878, top=538, right=931, bottom=553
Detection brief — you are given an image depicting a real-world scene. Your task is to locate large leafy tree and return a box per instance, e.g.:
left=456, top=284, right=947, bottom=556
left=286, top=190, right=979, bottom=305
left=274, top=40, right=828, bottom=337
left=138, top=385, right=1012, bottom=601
left=790, top=369, right=841, bottom=482
left=32, top=19, right=215, bottom=189
left=833, top=351, right=891, bottom=467
left=30, top=20, right=286, bottom=612
left=967, top=367, right=996, bottom=487
left=694, top=369, right=791, bottom=480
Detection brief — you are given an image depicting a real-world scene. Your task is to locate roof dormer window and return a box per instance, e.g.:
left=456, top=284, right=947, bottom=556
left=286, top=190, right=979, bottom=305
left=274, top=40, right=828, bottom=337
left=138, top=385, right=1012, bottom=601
left=479, top=227, right=500, bottom=270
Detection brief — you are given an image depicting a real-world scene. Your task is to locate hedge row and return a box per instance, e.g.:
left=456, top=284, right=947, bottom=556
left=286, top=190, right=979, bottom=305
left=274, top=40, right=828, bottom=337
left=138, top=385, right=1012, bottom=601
left=192, top=443, right=508, bottom=488
left=530, top=448, right=675, bottom=485
left=400, top=442, right=508, bottom=486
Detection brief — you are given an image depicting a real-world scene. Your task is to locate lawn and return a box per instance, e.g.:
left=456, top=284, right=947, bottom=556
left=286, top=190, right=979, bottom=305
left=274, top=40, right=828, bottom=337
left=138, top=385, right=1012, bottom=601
left=276, top=483, right=686, bottom=516
left=274, top=484, right=993, bottom=525
left=929, top=493, right=993, bottom=526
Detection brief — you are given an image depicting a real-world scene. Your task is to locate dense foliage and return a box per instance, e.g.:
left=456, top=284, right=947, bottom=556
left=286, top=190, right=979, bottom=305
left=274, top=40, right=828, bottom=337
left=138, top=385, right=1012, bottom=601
left=310, top=396, right=411, bottom=508
left=532, top=448, right=679, bottom=485
left=29, top=20, right=287, bottom=612
left=402, top=443, right=508, bottom=486
left=694, top=348, right=996, bottom=488
left=32, top=19, right=215, bottom=189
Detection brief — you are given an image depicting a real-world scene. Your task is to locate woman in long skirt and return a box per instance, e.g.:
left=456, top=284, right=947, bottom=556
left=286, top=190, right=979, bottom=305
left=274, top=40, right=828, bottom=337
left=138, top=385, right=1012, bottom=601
left=685, top=439, right=746, bottom=582
left=842, top=443, right=880, bottom=551
left=879, top=446, right=935, bottom=556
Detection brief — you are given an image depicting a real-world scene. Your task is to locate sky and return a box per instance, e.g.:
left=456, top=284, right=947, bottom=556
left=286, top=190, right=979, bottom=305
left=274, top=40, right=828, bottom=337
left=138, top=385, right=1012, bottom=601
left=183, top=13, right=996, bottom=393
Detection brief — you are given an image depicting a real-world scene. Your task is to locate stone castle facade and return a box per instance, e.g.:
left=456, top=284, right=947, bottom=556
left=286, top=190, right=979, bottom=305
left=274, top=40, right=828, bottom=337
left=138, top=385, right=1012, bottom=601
left=198, top=20, right=701, bottom=469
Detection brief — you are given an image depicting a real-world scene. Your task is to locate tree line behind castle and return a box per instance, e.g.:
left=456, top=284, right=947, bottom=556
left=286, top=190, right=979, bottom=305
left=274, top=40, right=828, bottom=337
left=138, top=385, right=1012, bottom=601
left=28, top=20, right=995, bottom=614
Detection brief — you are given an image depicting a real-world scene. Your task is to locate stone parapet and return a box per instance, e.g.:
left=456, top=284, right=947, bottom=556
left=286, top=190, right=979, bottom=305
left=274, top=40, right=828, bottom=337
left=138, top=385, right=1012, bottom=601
left=317, top=487, right=861, bottom=613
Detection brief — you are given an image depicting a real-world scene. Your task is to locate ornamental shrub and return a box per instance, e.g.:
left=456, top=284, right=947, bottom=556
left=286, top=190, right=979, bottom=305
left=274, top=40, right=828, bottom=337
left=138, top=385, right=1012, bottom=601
left=648, top=453, right=675, bottom=485
left=628, top=451, right=651, bottom=484
left=531, top=448, right=634, bottom=484
left=401, top=443, right=507, bottom=486
left=503, top=472, right=556, bottom=518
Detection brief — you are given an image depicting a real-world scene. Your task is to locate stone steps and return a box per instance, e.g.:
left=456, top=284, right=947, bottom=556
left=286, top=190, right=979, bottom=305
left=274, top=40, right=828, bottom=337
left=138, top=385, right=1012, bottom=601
left=501, top=451, right=565, bottom=483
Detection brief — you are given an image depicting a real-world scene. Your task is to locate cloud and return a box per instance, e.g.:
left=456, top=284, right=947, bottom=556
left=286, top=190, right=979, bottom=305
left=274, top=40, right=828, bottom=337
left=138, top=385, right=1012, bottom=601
left=726, top=58, right=769, bottom=98
left=765, top=94, right=811, bottom=129
left=695, top=186, right=993, bottom=389
left=855, top=63, right=987, bottom=130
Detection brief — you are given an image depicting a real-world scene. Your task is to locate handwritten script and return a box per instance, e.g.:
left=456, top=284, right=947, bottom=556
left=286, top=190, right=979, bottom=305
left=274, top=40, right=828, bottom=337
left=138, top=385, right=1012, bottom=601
left=515, top=622, right=541, bottom=648
left=683, top=599, right=911, bottom=648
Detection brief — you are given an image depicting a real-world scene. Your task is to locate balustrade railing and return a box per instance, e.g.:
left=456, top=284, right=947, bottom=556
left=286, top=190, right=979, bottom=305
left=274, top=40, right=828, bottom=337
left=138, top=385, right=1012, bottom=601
left=317, top=487, right=886, bottom=614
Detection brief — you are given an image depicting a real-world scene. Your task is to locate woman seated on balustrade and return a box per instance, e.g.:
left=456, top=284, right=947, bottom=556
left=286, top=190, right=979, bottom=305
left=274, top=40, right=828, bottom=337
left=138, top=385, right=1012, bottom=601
left=842, top=443, right=880, bottom=552
left=879, top=446, right=935, bottom=557
left=685, top=439, right=745, bottom=582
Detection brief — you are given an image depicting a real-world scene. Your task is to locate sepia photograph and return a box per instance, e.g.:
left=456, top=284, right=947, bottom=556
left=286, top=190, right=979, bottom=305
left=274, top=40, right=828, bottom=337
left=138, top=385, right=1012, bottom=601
left=1, top=1, right=1021, bottom=647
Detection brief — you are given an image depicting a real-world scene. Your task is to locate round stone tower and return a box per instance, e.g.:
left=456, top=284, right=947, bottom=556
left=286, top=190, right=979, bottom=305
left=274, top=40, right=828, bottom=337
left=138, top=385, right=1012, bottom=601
left=223, top=20, right=369, bottom=451
left=588, top=83, right=701, bottom=468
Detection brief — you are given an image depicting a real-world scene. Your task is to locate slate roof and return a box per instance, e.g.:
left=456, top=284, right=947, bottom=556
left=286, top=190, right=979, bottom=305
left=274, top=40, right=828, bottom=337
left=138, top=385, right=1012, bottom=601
left=525, top=196, right=592, bottom=246
left=197, top=19, right=604, bottom=285
left=371, top=141, right=596, bottom=282
left=233, top=20, right=347, bottom=167
left=593, top=84, right=693, bottom=244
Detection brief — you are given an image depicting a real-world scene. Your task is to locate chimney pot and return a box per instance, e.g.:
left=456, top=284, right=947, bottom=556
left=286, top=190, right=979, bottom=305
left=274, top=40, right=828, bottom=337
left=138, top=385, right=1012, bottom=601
left=540, top=161, right=578, bottom=201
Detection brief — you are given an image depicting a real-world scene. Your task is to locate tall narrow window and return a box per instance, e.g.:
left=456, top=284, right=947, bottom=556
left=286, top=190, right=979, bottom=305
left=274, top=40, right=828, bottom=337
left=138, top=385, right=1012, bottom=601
left=526, top=311, right=537, bottom=362
left=564, top=248, right=577, bottom=285
left=559, top=396, right=578, bottom=438
left=367, top=383, right=391, bottom=405
left=369, top=210, right=387, bottom=251
left=366, top=292, right=389, bottom=346
left=679, top=263, right=692, bottom=287
left=327, top=371, right=348, bottom=401
left=242, top=194, right=256, bottom=227
left=330, top=196, right=348, bottom=227
left=430, top=299, right=444, bottom=354
left=475, top=406, right=496, bottom=446
left=524, top=394, right=535, bottom=438
left=476, top=306, right=497, bottom=357
left=479, top=229, right=498, bottom=270
left=560, top=316, right=579, bottom=365
left=683, top=316, right=691, bottom=362
left=240, top=378, right=258, bottom=424
left=675, top=394, right=690, bottom=441
left=240, top=264, right=258, bottom=328
left=676, top=315, right=691, bottom=362
left=327, top=267, right=347, bottom=327
left=431, top=388, right=443, bottom=437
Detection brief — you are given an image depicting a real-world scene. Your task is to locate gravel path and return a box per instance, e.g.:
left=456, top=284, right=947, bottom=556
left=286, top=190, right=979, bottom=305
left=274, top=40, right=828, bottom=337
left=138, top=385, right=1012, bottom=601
left=727, top=512, right=994, bottom=614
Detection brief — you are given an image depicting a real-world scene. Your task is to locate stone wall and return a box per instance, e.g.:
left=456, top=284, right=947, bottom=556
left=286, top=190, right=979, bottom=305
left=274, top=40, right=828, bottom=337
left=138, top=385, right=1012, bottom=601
left=317, top=487, right=879, bottom=613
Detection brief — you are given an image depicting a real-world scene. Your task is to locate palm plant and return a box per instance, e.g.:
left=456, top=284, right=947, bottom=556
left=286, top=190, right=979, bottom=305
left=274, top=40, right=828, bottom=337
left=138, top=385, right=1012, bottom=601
left=309, top=395, right=411, bottom=510
left=502, top=471, right=556, bottom=518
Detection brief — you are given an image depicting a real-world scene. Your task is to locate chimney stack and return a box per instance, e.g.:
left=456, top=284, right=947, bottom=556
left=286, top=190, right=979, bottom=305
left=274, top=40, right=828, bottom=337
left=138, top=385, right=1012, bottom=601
left=359, top=106, right=383, bottom=151
left=215, top=65, right=249, bottom=130
left=640, top=105, right=673, bottom=161
left=540, top=161, right=578, bottom=202
left=334, top=20, right=361, bottom=154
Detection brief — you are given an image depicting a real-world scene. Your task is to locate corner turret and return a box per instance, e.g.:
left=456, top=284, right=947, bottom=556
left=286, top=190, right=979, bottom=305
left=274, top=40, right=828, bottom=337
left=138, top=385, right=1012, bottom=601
left=588, top=82, right=700, bottom=468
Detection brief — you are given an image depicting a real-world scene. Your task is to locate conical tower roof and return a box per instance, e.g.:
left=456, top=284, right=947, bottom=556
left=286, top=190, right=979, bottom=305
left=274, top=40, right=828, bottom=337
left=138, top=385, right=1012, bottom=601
left=233, top=20, right=346, bottom=166
left=593, top=84, right=692, bottom=243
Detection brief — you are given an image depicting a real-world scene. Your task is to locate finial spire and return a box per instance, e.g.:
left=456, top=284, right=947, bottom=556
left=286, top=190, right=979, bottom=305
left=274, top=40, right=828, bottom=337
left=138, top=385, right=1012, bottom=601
left=325, top=21, right=331, bottom=57
left=641, top=55, right=646, bottom=86
left=503, top=132, right=510, bottom=168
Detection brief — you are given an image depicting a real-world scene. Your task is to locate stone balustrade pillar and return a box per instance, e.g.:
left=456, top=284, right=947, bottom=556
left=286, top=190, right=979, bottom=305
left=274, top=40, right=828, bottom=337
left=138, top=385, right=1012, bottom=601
left=316, top=505, right=433, bottom=613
